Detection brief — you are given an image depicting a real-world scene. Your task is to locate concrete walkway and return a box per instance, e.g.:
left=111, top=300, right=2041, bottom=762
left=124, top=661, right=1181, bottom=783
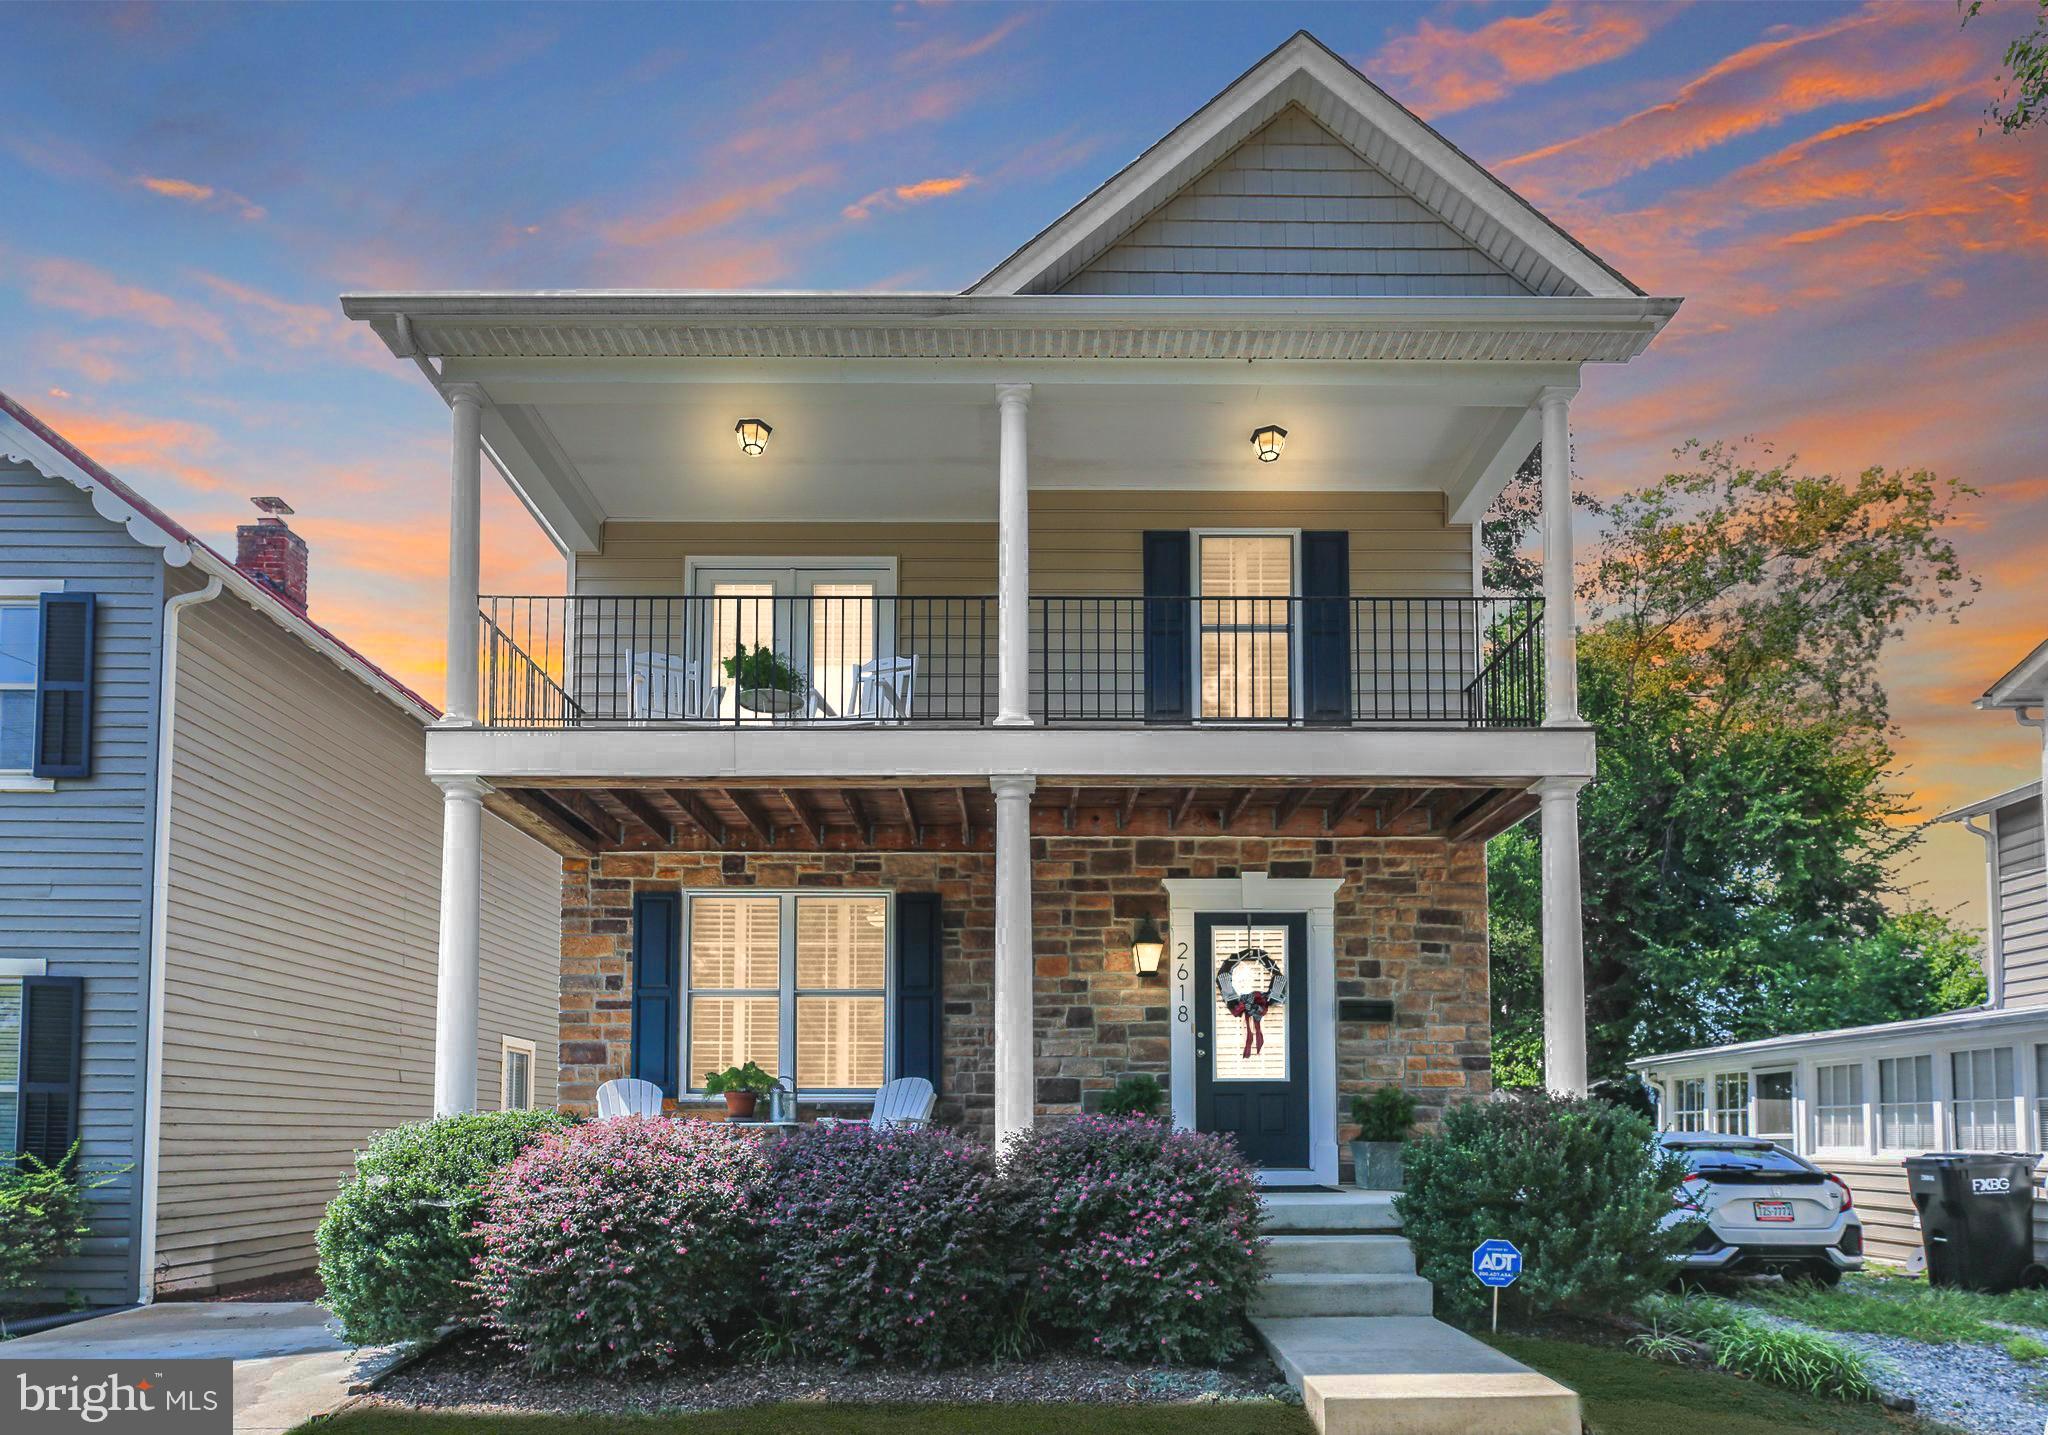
left=0, top=1302, right=405, bottom=1434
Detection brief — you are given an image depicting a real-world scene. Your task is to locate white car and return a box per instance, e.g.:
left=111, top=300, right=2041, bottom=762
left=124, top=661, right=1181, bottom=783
left=1657, top=1132, right=1865, bottom=1285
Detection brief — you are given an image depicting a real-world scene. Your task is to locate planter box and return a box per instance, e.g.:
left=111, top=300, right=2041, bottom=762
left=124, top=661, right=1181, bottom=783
left=1351, top=1139, right=1406, bottom=1190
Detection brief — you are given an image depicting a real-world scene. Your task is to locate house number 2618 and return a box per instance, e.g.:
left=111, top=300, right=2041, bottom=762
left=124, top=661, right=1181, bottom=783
left=1174, top=941, right=1191, bottom=1023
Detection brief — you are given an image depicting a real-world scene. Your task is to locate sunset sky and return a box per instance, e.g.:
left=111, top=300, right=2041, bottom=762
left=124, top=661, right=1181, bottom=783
left=3, top=1, right=2043, bottom=927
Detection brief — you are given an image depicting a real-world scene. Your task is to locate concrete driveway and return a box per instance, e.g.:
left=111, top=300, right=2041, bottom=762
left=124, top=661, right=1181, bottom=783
left=0, top=1302, right=405, bottom=1434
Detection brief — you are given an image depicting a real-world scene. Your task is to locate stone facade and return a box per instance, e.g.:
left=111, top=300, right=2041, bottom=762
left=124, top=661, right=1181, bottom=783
left=557, top=835, right=1490, bottom=1146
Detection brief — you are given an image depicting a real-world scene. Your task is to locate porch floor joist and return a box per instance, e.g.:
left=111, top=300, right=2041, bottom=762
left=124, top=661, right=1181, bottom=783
left=483, top=778, right=1539, bottom=856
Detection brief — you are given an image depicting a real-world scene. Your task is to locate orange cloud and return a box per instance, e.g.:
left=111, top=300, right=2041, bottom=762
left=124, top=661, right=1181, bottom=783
left=1501, top=3, right=1968, bottom=196
left=893, top=11, right=1033, bottom=72
left=189, top=272, right=391, bottom=370
left=599, top=166, right=833, bottom=250
left=138, top=174, right=266, bottom=221
left=35, top=402, right=230, bottom=493
left=843, top=172, right=974, bottom=221
left=1369, top=2, right=1670, bottom=118
left=19, top=255, right=232, bottom=351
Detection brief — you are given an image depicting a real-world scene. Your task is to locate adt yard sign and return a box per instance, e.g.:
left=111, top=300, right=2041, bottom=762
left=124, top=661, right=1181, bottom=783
left=1473, top=1239, right=1522, bottom=1288
left=1472, top=1239, right=1522, bottom=1332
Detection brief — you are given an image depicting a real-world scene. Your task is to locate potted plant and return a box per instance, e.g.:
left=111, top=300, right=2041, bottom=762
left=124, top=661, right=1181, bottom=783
left=722, top=645, right=806, bottom=715
left=704, top=1061, right=777, bottom=1119
left=1349, top=1085, right=1417, bottom=1190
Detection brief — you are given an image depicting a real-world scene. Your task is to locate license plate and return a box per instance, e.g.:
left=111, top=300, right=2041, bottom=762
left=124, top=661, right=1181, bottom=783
left=1753, top=1200, right=1795, bottom=1223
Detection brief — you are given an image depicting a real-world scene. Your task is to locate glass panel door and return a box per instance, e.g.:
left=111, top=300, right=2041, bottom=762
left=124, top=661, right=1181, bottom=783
left=694, top=564, right=890, bottom=720
left=1196, top=534, right=1294, bottom=721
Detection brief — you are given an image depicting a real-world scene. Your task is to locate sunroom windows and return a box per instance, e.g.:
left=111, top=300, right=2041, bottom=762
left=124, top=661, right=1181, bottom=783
left=1712, top=1072, right=1750, bottom=1135
left=1671, top=1077, right=1707, bottom=1131
left=1950, top=1046, right=2016, bottom=1152
left=1878, top=1054, right=1936, bottom=1151
left=1813, top=1063, right=1865, bottom=1150
left=685, top=892, right=889, bottom=1096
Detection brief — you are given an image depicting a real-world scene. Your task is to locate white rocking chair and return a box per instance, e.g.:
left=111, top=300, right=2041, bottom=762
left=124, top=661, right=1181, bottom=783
left=595, top=1077, right=666, bottom=1118
left=815, top=1076, right=937, bottom=1132
left=811, top=656, right=918, bottom=725
left=625, top=651, right=724, bottom=722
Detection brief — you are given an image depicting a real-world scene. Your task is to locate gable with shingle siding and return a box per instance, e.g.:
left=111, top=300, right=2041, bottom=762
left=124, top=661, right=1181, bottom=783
left=1058, top=106, right=1533, bottom=299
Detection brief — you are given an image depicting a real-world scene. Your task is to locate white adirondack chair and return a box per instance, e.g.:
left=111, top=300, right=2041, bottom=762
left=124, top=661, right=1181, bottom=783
left=595, top=1077, right=666, bottom=1118
left=817, top=655, right=918, bottom=725
left=868, top=1076, right=937, bottom=1129
left=625, top=651, right=723, bottom=722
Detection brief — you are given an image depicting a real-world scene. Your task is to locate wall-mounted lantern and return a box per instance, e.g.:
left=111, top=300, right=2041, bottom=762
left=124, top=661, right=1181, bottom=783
left=735, top=418, right=773, bottom=456
left=1250, top=425, right=1288, bottom=462
left=1132, top=914, right=1166, bottom=976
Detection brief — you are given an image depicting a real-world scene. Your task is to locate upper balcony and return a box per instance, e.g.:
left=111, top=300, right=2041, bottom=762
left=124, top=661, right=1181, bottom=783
left=477, top=591, right=1544, bottom=731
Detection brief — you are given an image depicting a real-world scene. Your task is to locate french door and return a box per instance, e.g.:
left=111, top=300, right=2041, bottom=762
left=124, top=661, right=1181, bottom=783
left=1194, top=532, right=1297, bottom=721
left=691, top=562, right=892, bottom=720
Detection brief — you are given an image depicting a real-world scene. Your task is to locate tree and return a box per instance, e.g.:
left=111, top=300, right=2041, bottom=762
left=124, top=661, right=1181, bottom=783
left=1964, top=0, right=2048, bottom=134
left=1485, top=444, right=1979, bottom=1081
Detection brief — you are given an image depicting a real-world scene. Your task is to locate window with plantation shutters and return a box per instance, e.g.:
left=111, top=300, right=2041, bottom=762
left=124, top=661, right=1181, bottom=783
left=33, top=592, right=95, bottom=779
left=0, top=979, right=21, bottom=1155
left=17, top=977, right=82, bottom=1164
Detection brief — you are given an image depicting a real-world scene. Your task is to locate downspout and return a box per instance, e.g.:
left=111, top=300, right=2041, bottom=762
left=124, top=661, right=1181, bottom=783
left=136, top=575, right=222, bottom=1305
left=1963, top=815, right=2004, bottom=1009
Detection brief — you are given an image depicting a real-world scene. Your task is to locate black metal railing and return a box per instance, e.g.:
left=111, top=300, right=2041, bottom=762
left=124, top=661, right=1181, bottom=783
left=1032, top=595, right=1543, bottom=726
left=477, top=595, right=994, bottom=728
left=474, top=594, right=1543, bottom=729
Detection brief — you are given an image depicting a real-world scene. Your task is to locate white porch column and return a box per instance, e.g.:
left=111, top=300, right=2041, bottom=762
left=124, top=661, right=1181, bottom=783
left=444, top=383, right=485, bottom=726
left=992, top=773, right=1037, bottom=1140
left=1539, top=386, right=1579, bottom=726
left=433, top=777, right=489, bottom=1115
left=1539, top=775, right=1589, bottom=1096
left=995, top=383, right=1033, bottom=726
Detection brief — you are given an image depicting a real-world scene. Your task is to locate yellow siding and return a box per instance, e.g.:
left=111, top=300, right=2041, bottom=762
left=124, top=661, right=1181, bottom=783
left=155, top=576, right=561, bottom=1293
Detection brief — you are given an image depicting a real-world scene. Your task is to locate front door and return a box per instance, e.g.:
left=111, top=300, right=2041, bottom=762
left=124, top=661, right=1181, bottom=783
left=1194, top=911, right=1310, bottom=1169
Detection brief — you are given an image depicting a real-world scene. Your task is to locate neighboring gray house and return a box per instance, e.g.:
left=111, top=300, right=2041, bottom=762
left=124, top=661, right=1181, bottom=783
left=0, top=390, right=563, bottom=1305
left=1632, top=643, right=2048, bottom=1263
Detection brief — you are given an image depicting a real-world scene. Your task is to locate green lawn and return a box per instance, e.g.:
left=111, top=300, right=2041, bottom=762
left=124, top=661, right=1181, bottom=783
left=1739, top=1270, right=2048, bottom=1362
left=1490, top=1335, right=1949, bottom=1435
left=298, top=1406, right=1313, bottom=1435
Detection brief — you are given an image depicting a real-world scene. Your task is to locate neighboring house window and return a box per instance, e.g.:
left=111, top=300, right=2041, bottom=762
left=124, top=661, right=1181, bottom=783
left=0, top=597, right=39, bottom=772
left=1196, top=533, right=1294, bottom=720
left=1815, top=1063, right=1866, bottom=1150
left=686, top=892, right=888, bottom=1094
left=2036, top=1046, right=2048, bottom=1150
left=1753, top=1070, right=1794, bottom=1141
left=1713, top=1073, right=1750, bottom=1135
left=501, top=1037, right=536, bottom=1111
left=0, top=978, right=20, bottom=1154
left=1950, top=1046, right=2016, bottom=1152
left=1878, top=1055, right=1936, bottom=1150
left=1671, top=1078, right=1707, bottom=1131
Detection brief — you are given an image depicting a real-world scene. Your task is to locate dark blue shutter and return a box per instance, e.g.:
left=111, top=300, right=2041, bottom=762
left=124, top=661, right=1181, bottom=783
left=1301, top=531, right=1351, bottom=724
left=18, top=976, right=82, bottom=1165
left=629, top=893, right=680, bottom=1098
left=33, top=593, right=95, bottom=779
left=893, top=893, right=942, bottom=1090
left=1142, top=531, right=1192, bottom=722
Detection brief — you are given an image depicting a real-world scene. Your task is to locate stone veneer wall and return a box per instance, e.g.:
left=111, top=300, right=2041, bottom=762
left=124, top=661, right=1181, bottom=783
left=558, top=837, right=1490, bottom=1143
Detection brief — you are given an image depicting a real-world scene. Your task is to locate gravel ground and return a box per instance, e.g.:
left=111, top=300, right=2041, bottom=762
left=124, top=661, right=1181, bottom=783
left=1759, top=1316, right=2048, bottom=1435
left=364, top=1333, right=1296, bottom=1416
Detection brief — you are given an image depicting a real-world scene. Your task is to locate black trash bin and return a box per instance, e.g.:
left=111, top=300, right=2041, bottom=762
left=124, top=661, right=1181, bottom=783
left=1905, top=1152, right=2038, bottom=1292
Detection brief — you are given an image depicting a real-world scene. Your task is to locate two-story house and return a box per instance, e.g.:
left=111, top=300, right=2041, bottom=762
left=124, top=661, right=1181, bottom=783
left=1, top=391, right=562, bottom=1308
left=1633, top=638, right=2048, bottom=1263
left=343, top=31, right=1678, bottom=1187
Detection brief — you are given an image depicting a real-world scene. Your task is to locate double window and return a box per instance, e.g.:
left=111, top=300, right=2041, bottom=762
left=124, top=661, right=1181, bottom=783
left=685, top=893, right=889, bottom=1095
left=1950, top=1046, right=2016, bottom=1152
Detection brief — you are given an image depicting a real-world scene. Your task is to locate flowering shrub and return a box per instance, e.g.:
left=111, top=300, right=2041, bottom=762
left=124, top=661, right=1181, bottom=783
left=762, top=1123, right=1013, bottom=1365
left=1004, top=1115, right=1264, bottom=1363
left=472, top=1117, right=768, bottom=1373
left=317, top=1109, right=572, bottom=1344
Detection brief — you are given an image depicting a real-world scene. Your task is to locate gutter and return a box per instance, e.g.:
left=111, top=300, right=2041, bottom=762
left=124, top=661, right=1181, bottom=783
left=136, top=575, right=223, bottom=1305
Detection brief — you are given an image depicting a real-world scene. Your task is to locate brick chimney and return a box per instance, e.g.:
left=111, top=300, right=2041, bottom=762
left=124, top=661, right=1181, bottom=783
left=237, top=496, right=308, bottom=610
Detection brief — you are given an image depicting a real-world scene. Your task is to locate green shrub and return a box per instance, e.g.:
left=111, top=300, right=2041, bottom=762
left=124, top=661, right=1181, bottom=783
left=1639, top=1293, right=1879, bottom=1401
left=762, top=1123, right=1013, bottom=1366
left=1098, top=1074, right=1165, bottom=1118
left=722, top=645, right=804, bottom=694
left=1350, top=1086, right=1417, bottom=1141
left=316, top=1109, right=573, bottom=1344
left=0, top=1150, right=96, bottom=1316
left=1004, top=1115, right=1265, bottom=1364
left=1398, top=1091, right=1694, bottom=1321
left=703, top=1061, right=777, bottom=1096
left=474, top=1115, right=771, bottom=1373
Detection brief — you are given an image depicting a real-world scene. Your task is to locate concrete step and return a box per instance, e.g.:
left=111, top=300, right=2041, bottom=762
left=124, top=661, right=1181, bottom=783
left=1265, top=1233, right=1416, bottom=1277
left=1252, top=1271, right=1435, bottom=1318
left=1253, top=1315, right=1580, bottom=1435
left=1263, top=1189, right=1401, bottom=1234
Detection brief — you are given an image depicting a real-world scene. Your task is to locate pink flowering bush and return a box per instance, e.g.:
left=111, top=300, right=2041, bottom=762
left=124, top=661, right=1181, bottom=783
left=471, top=1117, right=768, bottom=1373
left=762, top=1122, right=1013, bottom=1366
left=1004, top=1115, right=1265, bottom=1363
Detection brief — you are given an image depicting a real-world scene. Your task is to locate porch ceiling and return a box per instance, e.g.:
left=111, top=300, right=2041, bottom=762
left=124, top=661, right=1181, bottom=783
left=485, top=778, right=1536, bottom=857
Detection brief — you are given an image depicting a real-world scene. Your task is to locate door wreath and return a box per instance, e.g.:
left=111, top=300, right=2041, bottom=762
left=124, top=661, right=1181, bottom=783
left=1215, top=947, right=1288, bottom=1060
